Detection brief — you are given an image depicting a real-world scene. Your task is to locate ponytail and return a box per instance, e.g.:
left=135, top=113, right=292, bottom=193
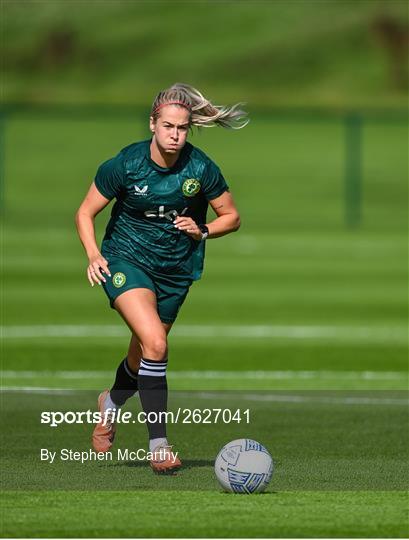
left=151, top=83, right=249, bottom=130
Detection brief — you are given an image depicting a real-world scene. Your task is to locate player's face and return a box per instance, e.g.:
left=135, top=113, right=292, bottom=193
left=150, top=105, right=190, bottom=154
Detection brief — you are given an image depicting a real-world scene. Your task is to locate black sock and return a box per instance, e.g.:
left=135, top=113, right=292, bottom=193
left=110, top=357, right=138, bottom=406
left=138, top=357, right=168, bottom=439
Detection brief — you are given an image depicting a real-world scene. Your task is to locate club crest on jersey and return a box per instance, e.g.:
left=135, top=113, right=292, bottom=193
left=112, top=272, right=126, bottom=288
left=134, top=185, right=148, bottom=196
left=182, top=179, right=201, bottom=197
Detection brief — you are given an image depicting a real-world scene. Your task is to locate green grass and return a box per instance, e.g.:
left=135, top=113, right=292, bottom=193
left=1, top=364, right=408, bottom=391
left=1, top=391, right=408, bottom=537
left=2, top=491, right=407, bottom=538
left=3, top=0, right=408, bottom=107
left=1, top=113, right=407, bottom=536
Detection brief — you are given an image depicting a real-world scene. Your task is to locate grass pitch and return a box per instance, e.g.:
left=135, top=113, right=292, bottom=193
left=2, top=491, right=408, bottom=538
left=2, top=389, right=408, bottom=537
left=1, top=114, right=407, bottom=537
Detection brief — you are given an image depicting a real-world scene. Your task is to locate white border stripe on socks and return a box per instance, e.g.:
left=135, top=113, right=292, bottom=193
left=138, top=369, right=166, bottom=377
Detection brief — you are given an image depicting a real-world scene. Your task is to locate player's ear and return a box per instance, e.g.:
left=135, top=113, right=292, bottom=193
left=149, top=116, right=155, bottom=133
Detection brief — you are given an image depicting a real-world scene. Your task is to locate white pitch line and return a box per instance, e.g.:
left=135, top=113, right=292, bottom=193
left=180, top=391, right=409, bottom=406
left=0, top=324, right=407, bottom=343
left=1, top=387, right=406, bottom=405
left=0, top=370, right=407, bottom=381
left=0, top=387, right=75, bottom=394
left=1, top=325, right=128, bottom=338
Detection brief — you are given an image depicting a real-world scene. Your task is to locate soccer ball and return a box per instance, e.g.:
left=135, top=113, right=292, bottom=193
left=214, top=438, right=274, bottom=494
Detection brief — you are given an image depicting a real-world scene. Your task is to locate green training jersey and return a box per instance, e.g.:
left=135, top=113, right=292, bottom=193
left=94, top=139, right=229, bottom=281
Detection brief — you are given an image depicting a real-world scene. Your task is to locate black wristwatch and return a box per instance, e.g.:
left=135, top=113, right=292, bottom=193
left=198, top=224, right=209, bottom=241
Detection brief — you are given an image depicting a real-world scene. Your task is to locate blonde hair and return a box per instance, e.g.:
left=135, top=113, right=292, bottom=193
left=151, top=83, right=249, bottom=129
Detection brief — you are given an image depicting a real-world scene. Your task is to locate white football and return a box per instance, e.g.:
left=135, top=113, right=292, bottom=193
left=214, top=438, right=274, bottom=494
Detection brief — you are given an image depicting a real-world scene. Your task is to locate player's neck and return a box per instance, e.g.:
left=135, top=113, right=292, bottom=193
left=150, top=139, right=180, bottom=169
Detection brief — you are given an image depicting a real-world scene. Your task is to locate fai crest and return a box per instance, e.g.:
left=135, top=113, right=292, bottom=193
left=112, top=272, right=126, bottom=288
left=182, top=178, right=201, bottom=197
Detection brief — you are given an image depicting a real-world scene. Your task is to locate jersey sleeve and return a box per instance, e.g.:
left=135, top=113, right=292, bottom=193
left=94, top=153, right=125, bottom=200
left=202, top=161, right=229, bottom=201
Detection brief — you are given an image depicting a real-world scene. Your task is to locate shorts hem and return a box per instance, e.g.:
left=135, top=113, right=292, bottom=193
left=159, top=316, right=176, bottom=324
left=108, top=284, right=156, bottom=309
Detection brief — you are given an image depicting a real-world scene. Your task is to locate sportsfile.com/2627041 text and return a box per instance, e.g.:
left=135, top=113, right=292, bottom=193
left=40, top=408, right=251, bottom=427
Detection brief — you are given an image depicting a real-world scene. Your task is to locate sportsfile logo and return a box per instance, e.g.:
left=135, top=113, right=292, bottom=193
left=134, top=185, right=148, bottom=196
left=40, top=407, right=250, bottom=427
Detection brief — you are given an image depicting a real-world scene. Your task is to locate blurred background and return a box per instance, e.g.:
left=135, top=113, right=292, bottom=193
left=2, top=0, right=407, bottom=388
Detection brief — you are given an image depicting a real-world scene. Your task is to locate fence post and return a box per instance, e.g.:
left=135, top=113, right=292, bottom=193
left=344, top=113, right=362, bottom=228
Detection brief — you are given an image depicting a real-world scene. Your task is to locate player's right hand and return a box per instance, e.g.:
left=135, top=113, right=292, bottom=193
left=87, top=254, right=111, bottom=287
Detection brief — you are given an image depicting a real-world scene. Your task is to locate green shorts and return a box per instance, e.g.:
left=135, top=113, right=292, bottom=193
left=101, top=256, right=192, bottom=324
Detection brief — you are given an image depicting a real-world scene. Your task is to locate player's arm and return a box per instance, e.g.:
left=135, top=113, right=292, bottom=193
left=174, top=190, right=240, bottom=240
left=206, top=191, right=241, bottom=238
left=75, top=182, right=112, bottom=286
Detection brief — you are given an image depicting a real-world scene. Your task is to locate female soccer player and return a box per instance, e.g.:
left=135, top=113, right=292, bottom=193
left=76, top=83, right=248, bottom=473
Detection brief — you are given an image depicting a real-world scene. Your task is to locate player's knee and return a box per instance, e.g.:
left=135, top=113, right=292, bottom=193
left=141, top=336, right=168, bottom=361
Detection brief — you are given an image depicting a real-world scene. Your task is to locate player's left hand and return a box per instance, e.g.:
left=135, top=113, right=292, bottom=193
left=173, top=216, right=202, bottom=241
